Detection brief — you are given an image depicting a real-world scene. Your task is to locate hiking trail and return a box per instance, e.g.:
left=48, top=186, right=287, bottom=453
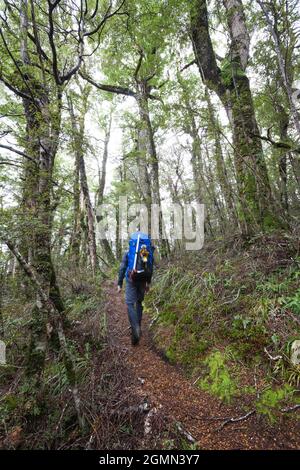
left=104, top=280, right=299, bottom=450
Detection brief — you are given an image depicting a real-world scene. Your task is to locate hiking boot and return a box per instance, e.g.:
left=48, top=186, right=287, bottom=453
left=131, top=326, right=140, bottom=346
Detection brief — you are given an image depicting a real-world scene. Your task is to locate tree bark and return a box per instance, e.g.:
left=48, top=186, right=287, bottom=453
left=205, top=88, right=237, bottom=224
left=18, top=0, right=64, bottom=374
left=69, top=126, right=81, bottom=266
left=257, top=0, right=300, bottom=140
left=190, top=0, right=277, bottom=233
left=68, top=93, right=98, bottom=274
left=136, top=85, right=170, bottom=255
left=95, top=112, right=116, bottom=264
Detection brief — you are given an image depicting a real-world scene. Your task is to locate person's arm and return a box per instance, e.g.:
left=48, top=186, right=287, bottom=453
left=118, top=251, right=128, bottom=289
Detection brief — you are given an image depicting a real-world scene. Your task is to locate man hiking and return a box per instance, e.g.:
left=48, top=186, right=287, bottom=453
left=118, top=231, right=154, bottom=346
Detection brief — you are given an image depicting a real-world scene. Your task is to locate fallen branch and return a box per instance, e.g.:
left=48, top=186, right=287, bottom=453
left=264, top=347, right=282, bottom=361
left=221, top=288, right=241, bottom=305
left=285, top=310, right=300, bottom=327
left=281, top=404, right=300, bottom=413
left=111, top=401, right=151, bottom=417
left=175, top=422, right=196, bottom=443
left=149, top=302, right=160, bottom=327
left=144, top=407, right=158, bottom=436
left=215, top=410, right=256, bottom=431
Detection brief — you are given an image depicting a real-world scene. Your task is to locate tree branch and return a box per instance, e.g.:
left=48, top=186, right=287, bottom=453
left=79, top=71, right=136, bottom=98
left=180, top=59, right=196, bottom=72
left=134, top=50, right=144, bottom=81
left=0, top=28, right=36, bottom=102
left=0, top=72, right=32, bottom=101
left=249, top=131, right=300, bottom=154
left=83, top=0, right=126, bottom=38
left=0, top=143, right=36, bottom=163
left=47, top=0, right=60, bottom=84
left=190, top=0, right=225, bottom=98
left=89, top=0, right=99, bottom=20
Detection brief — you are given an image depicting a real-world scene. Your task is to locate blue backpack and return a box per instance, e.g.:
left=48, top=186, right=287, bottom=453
left=126, top=232, right=154, bottom=283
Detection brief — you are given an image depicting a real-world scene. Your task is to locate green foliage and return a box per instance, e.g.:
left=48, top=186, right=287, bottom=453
left=199, top=350, right=238, bottom=403
left=220, top=58, right=246, bottom=86
left=256, top=385, right=293, bottom=423
left=45, top=345, right=91, bottom=396
left=284, top=289, right=300, bottom=315
left=230, top=306, right=268, bottom=352
left=66, top=294, right=99, bottom=319
left=147, top=235, right=300, bottom=419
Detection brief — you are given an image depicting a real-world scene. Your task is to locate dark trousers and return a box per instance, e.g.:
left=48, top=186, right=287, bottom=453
left=125, top=279, right=146, bottom=340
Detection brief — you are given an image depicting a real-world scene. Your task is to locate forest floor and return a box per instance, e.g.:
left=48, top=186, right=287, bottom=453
left=104, top=280, right=300, bottom=450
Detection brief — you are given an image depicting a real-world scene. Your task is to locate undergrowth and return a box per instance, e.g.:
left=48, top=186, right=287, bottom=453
left=145, top=232, right=300, bottom=421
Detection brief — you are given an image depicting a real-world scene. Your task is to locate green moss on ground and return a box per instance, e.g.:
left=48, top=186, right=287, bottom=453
left=145, top=232, right=300, bottom=420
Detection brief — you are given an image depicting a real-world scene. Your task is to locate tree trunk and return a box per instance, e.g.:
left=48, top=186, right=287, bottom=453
left=69, top=129, right=81, bottom=266
left=19, top=0, right=64, bottom=376
left=95, top=112, right=116, bottom=265
left=137, top=86, right=169, bottom=255
left=190, top=128, right=214, bottom=235
left=275, top=105, right=289, bottom=214
left=257, top=0, right=300, bottom=140
left=5, top=240, right=85, bottom=430
left=68, top=94, right=98, bottom=274
left=0, top=266, right=4, bottom=337
left=190, top=0, right=277, bottom=234
left=79, top=149, right=98, bottom=274
left=205, top=88, right=237, bottom=224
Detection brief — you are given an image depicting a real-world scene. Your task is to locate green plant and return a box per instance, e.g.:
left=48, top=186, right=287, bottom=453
left=286, top=364, right=300, bottom=387
left=284, top=289, right=300, bottom=315
left=199, top=350, right=238, bottom=403
left=256, top=384, right=293, bottom=423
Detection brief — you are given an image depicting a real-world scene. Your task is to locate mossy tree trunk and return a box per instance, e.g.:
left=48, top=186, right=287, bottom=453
left=18, top=0, right=65, bottom=377
left=190, top=0, right=278, bottom=234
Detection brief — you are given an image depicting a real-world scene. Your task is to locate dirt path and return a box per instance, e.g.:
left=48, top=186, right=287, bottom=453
left=104, top=280, right=299, bottom=450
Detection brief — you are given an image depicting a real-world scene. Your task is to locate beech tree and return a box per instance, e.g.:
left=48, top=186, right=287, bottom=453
left=190, top=0, right=279, bottom=233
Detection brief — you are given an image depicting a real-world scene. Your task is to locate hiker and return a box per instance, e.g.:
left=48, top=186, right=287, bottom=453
left=117, top=232, right=154, bottom=346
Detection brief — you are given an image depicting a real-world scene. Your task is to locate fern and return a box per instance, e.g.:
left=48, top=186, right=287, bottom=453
left=199, top=351, right=238, bottom=403
left=256, top=385, right=292, bottom=423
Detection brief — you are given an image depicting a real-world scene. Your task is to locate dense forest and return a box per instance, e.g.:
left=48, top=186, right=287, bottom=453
left=0, top=0, right=299, bottom=452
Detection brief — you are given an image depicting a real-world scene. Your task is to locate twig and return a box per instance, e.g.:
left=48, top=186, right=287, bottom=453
left=192, top=375, right=202, bottom=386
left=149, top=302, right=160, bottom=327
left=281, top=404, right=300, bottom=413
left=216, top=410, right=256, bottom=431
left=285, top=310, right=300, bottom=327
left=264, top=347, right=282, bottom=361
left=55, top=401, right=70, bottom=433
left=175, top=422, right=196, bottom=443
left=254, top=365, right=260, bottom=399
left=221, top=288, right=241, bottom=305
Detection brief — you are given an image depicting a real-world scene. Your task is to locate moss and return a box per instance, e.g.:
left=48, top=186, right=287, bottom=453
left=199, top=350, right=239, bottom=403
left=256, top=384, right=293, bottom=423
left=146, top=233, right=300, bottom=404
